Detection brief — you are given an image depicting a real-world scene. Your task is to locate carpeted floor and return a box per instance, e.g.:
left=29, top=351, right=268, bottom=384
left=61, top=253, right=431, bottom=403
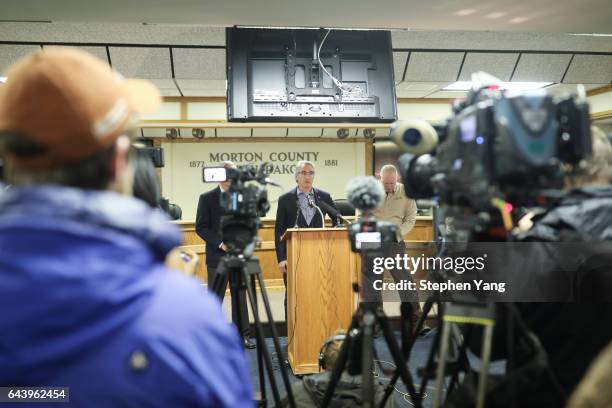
left=246, top=330, right=445, bottom=407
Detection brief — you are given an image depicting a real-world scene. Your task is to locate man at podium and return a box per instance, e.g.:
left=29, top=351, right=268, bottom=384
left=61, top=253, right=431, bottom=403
left=275, top=160, right=340, bottom=317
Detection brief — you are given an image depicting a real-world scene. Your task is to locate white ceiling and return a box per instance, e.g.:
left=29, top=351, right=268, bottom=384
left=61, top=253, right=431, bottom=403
left=2, top=0, right=612, bottom=34
left=0, top=19, right=610, bottom=98
left=1, top=44, right=609, bottom=99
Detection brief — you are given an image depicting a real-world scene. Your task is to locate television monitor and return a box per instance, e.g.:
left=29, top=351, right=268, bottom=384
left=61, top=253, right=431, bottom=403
left=226, top=28, right=397, bottom=123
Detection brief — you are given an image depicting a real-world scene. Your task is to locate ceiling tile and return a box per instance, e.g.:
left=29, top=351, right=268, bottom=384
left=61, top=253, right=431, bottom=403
left=0, top=44, right=41, bottom=72
left=396, top=81, right=447, bottom=97
left=404, top=52, right=464, bottom=82
left=512, top=53, right=572, bottom=82
left=176, top=79, right=226, bottom=97
left=173, top=48, right=226, bottom=80
left=149, top=79, right=181, bottom=96
left=43, top=45, right=109, bottom=64
left=109, top=47, right=171, bottom=78
left=562, top=55, right=612, bottom=84
left=399, top=82, right=446, bottom=92
left=458, top=52, right=519, bottom=81
left=393, top=51, right=408, bottom=83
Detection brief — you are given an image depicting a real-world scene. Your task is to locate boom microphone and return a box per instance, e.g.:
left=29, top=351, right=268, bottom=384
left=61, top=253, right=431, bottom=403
left=345, top=176, right=384, bottom=212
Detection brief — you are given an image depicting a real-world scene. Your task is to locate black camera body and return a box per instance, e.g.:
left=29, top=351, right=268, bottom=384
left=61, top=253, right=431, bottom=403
left=348, top=214, right=398, bottom=253
left=220, top=166, right=270, bottom=219
left=397, top=87, right=592, bottom=213
left=203, top=164, right=273, bottom=254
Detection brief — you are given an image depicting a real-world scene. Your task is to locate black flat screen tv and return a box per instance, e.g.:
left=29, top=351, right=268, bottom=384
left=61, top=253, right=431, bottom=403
left=226, top=28, right=397, bottom=123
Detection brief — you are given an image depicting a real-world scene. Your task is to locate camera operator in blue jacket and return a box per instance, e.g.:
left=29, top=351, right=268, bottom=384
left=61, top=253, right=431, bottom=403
left=0, top=48, right=252, bottom=407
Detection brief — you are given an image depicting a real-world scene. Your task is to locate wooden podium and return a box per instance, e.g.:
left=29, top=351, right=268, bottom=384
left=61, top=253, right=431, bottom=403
left=284, top=227, right=358, bottom=375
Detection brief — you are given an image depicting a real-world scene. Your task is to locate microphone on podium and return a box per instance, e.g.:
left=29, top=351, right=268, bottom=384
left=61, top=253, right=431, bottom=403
left=306, top=193, right=316, bottom=208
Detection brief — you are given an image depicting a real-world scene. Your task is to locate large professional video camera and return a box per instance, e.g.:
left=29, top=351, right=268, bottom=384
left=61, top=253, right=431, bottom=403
left=203, top=164, right=294, bottom=407
left=203, top=163, right=274, bottom=254
left=384, top=74, right=598, bottom=408
left=391, top=73, right=592, bottom=239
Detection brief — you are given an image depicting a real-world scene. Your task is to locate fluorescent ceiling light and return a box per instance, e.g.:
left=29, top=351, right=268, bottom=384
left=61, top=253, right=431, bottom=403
left=236, top=26, right=377, bottom=31
left=443, top=81, right=552, bottom=91
left=0, top=77, right=7, bottom=83
left=570, top=33, right=612, bottom=37
left=236, top=26, right=319, bottom=30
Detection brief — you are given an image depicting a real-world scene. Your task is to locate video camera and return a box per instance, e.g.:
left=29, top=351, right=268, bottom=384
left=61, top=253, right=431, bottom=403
left=203, top=164, right=272, bottom=218
left=203, top=163, right=275, bottom=254
left=344, top=176, right=398, bottom=253
left=391, top=72, right=592, bottom=238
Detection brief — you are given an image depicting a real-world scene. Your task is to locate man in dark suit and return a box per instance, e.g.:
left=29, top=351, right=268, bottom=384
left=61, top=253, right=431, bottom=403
left=275, top=160, right=340, bottom=318
left=196, top=161, right=254, bottom=349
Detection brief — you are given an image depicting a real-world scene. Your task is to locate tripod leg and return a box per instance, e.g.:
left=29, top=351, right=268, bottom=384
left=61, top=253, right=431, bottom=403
left=249, top=274, right=267, bottom=406
left=408, top=296, right=435, bottom=353
left=243, top=269, right=282, bottom=407
left=254, top=269, right=296, bottom=408
left=230, top=270, right=245, bottom=338
left=362, top=311, right=375, bottom=408
left=400, top=302, right=414, bottom=354
left=446, top=326, right=472, bottom=396
left=378, top=312, right=421, bottom=408
left=320, top=313, right=359, bottom=408
left=419, top=299, right=444, bottom=399
left=210, top=260, right=230, bottom=301
left=433, top=320, right=452, bottom=408
left=380, top=295, right=437, bottom=408
left=476, top=325, right=494, bottom=408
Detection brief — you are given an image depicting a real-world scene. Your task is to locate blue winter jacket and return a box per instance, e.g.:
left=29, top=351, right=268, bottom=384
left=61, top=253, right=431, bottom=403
left=0, top=186, right=253, bottom=407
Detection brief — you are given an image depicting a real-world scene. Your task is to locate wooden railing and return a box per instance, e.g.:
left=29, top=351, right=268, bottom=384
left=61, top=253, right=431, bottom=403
left=175, top=216, right=434, bottom=290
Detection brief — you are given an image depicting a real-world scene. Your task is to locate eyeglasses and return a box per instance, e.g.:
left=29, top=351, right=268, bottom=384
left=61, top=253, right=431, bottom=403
left=299, top=171, right=315, bottom=176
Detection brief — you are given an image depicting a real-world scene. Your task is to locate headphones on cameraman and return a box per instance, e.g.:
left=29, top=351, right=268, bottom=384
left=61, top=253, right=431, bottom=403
left=318, top=334, right=346, bottom=370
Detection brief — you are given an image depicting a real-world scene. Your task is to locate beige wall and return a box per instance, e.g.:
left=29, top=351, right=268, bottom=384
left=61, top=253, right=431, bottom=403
left=141, top=94, right=609, bottom=124
left=141, top=100, right=454, bottom=123
left=588, top=91, right=612, bottom=115
left=149, top=90, right=611, bottom=222
left=161, top=140, right=367, bottom=221
left=397, top=102, right=451, bottom=122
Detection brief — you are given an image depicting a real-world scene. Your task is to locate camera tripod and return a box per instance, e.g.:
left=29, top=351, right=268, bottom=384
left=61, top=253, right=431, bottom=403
left=211, top=253, right=296, bottom=408
left=379, top=289, right=567, bottom=408
left=374, top=265, right=495, bottom=408
left=320, top=256, right=421, bottom=408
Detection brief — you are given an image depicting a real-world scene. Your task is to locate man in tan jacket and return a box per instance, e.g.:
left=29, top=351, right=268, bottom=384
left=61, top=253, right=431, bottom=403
left=371, top=164, right=427, bottom=334
left=373, top=164, right=417, bottom=241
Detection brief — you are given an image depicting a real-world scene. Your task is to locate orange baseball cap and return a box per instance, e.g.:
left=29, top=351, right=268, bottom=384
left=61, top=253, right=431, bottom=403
left=0, top=47, right=161, bottom=169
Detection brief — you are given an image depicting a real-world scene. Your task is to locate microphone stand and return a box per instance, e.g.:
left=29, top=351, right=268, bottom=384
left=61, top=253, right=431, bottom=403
left=293, top=198, right=300, bottom=228
left=307, top=193, right=325, bottom=227
left=313, top=203, right=325, bottom=227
